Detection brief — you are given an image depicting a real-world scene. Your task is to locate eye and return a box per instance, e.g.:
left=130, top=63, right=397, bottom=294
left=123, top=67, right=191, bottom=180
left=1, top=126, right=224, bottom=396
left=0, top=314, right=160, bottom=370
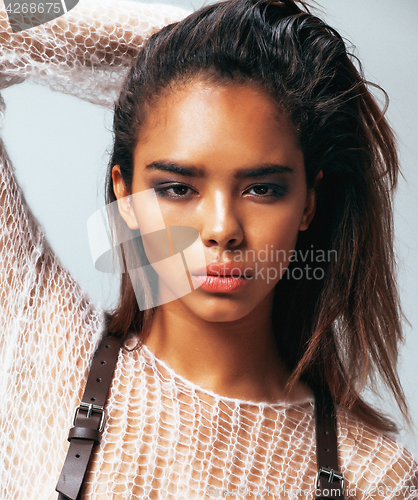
left=154, top=184, right=195, bottom=199
left=244, top=183, right=287, bottom=198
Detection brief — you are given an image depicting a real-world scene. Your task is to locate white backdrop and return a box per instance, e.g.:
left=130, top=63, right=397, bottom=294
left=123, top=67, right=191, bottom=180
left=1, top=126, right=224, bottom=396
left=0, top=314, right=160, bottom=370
left=1, top=0, right=417, bottom=455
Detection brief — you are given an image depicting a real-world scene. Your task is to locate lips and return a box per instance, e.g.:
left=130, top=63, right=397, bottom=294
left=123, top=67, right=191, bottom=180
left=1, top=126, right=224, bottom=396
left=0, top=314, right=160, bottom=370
left=190, top=262, right=251, bottom=293
left=192, top=262, right=252, bottom=279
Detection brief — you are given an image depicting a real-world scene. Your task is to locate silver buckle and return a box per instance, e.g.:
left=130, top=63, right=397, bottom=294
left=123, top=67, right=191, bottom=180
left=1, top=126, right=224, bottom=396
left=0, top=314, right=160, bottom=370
left=73, top=402, right=106, bottom=432
left=315, top=467, right=345, bottom=495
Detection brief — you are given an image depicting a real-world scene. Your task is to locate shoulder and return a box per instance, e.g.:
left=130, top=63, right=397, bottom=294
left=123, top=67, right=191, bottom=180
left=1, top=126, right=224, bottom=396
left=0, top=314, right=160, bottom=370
left=337, top=410, right=418, bottom=500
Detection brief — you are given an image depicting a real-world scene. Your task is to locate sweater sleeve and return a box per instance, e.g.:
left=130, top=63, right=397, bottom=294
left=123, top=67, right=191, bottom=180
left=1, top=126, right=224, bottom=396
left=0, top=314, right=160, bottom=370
left=371, top=449, right=418, bottom=500
left=0, top=0, right=189, bottom=106
left=0, top=1, right=189, bottom=498
left=338, top=410, right=418, bottom=500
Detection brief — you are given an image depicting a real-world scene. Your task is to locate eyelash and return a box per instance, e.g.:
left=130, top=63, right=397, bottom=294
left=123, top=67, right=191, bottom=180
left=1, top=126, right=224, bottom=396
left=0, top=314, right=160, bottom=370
left=154, top=183, right=287, bottom=200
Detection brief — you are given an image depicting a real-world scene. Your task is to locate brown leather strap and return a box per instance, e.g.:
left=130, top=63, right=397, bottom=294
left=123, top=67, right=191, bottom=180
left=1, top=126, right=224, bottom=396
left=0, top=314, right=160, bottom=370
left=56, top=334, right=122, bottom=500
left=314, top=386, right=345, bottom=499
left=57, top=336, right=343, bottom=499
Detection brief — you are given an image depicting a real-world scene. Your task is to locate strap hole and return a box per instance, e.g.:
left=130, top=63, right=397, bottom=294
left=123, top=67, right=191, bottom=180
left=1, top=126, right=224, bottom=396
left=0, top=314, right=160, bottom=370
left=97, top=378, right=102, bottom=383
left=325, top=448, right=329, bottom=452
left=91, top=397, right=96, bottom=402
left=324, top=430, right=328, bottom=435
left=105, top=345, right=110, bottom=349
left=75, top=454, right=80, bottom=458
left=101, top=360, right=106, bottom=365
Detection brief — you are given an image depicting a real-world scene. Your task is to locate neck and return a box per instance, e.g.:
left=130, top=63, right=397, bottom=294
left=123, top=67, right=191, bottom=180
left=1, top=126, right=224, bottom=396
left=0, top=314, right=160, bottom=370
left=144, top=294, right=311, bottom=404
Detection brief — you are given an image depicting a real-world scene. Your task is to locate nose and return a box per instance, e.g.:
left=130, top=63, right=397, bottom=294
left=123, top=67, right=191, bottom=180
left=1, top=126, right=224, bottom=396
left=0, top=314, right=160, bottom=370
left=199, top=190, right=244, bottom=250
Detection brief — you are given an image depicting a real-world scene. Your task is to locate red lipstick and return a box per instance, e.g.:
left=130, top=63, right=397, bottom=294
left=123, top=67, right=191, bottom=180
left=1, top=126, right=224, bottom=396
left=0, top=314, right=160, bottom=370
left=191, top=263, right=251, bottom=293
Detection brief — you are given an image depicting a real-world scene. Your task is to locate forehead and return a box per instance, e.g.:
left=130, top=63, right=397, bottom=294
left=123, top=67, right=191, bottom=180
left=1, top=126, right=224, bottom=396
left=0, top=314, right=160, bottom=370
left=134, top=81, right=302, bottom=173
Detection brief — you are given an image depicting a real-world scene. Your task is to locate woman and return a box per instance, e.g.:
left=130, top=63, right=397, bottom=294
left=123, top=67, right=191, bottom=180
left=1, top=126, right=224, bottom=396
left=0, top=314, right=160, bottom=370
left=0, top=0, right=416, bottom=499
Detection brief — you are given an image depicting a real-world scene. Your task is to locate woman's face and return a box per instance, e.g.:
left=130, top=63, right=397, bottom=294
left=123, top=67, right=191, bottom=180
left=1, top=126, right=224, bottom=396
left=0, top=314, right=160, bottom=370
left=113, top=81, right=318, bottom=322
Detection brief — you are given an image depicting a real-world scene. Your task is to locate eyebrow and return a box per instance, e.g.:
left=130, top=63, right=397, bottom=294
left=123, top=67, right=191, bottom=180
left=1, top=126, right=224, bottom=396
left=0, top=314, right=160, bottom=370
left=145, top=161, right=294, bottom=178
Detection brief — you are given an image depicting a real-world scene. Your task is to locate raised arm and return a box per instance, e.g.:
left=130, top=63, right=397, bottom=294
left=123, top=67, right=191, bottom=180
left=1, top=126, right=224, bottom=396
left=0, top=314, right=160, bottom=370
left=0, top=0, right=189, bottom=348
left=0, top=2, right=189, bottom=496
left=0, top=0, right=189, bottom=105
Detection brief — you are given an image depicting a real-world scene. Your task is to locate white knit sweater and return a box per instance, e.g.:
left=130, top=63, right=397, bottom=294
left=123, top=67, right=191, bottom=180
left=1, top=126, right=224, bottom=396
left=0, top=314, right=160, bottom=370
left=0, top=1, right=417, bottom=499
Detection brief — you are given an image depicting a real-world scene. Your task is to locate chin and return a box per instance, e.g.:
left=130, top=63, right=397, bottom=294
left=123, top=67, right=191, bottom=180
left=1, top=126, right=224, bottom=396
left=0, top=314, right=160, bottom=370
left=199, top=310, right=248, bottom=323
left=180, top=295, right=258, bottom=323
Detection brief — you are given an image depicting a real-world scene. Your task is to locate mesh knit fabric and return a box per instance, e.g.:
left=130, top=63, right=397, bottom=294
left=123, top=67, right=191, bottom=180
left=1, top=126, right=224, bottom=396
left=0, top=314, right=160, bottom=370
left=0, top=1, right=417, bottom=499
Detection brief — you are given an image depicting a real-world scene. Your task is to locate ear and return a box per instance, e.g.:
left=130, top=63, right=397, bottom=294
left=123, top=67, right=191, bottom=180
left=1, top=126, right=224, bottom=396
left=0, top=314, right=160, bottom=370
left=112, top=165, right=139, bottom=230
left=299, top=170, right=323, bottom=231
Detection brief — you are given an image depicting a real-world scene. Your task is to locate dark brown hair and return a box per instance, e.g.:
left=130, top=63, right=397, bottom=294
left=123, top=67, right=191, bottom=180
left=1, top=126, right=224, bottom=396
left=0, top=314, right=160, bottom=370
left=105, top=0, right=407, bottom=432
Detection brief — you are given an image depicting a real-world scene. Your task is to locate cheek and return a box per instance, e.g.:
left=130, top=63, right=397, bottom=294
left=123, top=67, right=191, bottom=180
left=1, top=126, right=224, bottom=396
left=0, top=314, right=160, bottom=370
left=256, top=200, right=305, bottom=247
left=249, top=200, right=306, bottom=278
left=156, top=202, right=195, bottom=227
